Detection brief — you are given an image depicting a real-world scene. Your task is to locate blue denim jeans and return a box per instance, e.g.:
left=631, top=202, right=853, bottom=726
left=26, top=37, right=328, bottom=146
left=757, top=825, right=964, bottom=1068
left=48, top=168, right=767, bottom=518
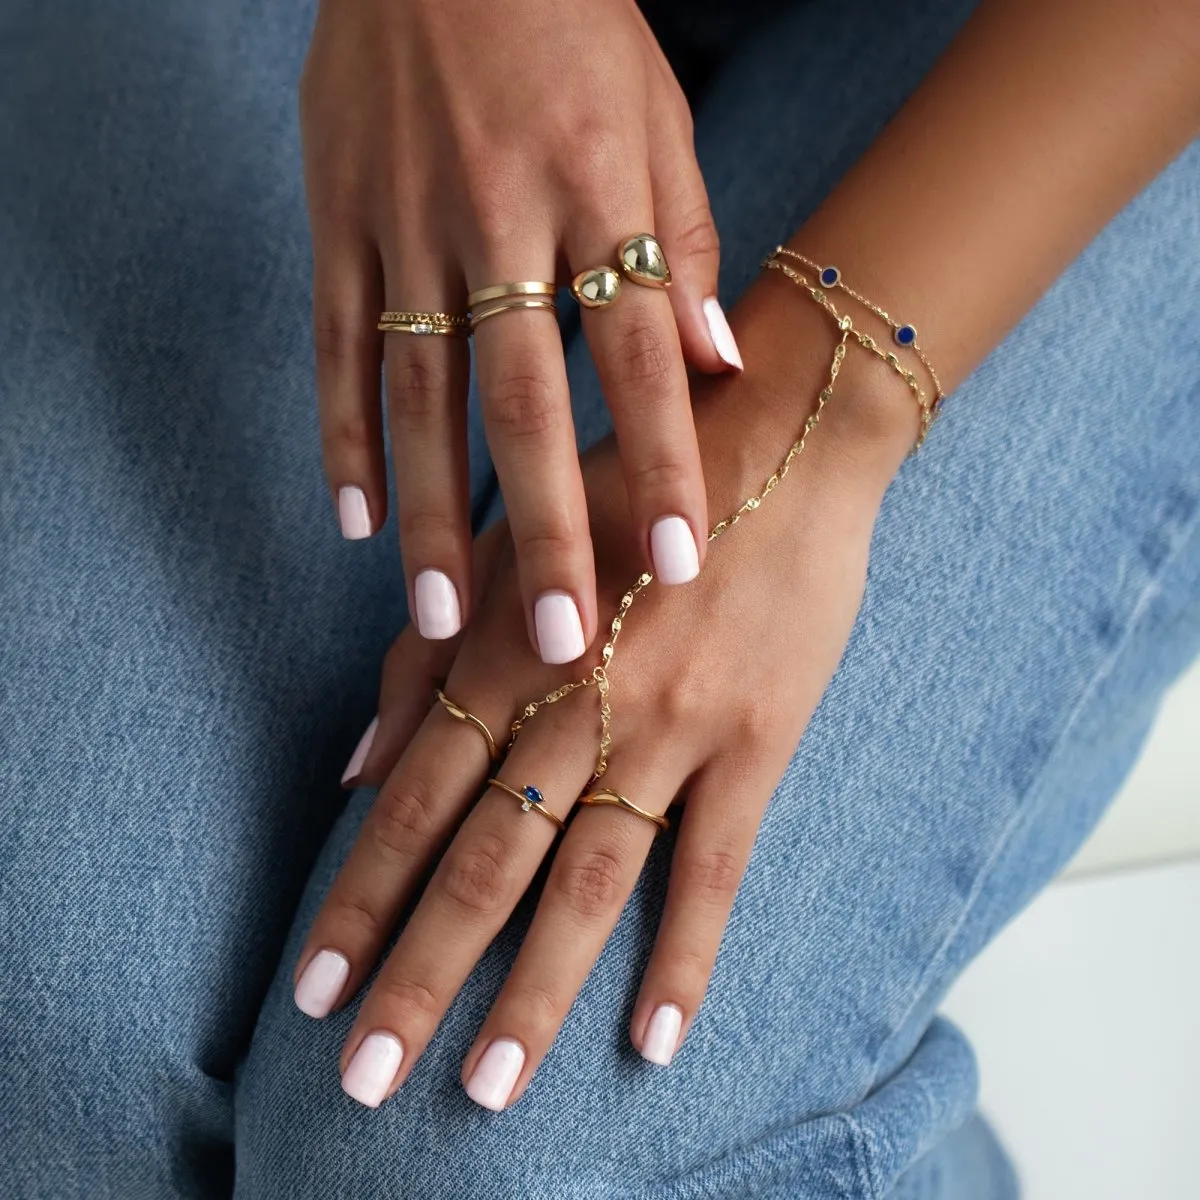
left=1, top=0, right=1198, bottom=1197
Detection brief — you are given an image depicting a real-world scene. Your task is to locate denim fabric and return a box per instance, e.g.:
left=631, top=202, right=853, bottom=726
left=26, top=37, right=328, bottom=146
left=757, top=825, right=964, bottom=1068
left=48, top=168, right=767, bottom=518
left=1, top=0, right=1198, bottom=1197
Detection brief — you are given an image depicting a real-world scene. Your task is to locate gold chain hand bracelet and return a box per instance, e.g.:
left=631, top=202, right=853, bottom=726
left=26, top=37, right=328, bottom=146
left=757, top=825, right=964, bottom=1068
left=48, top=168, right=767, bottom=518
left=506, top=247, right=945, bottom=782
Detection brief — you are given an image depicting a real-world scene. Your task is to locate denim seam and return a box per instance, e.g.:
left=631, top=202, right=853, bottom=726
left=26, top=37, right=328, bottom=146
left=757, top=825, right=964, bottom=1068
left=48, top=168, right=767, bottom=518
left=865, top=495, right=1200, bottom=1098
left=843, top=1111, right=885, bottom=1200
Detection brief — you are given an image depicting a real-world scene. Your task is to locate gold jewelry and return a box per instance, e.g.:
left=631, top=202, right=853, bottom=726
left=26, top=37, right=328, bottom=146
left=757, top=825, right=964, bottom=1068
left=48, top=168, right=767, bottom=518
left=435, top=689, right=500, bottom=763
left=466, top=281, right=556, bottom=308
left=502, top=242, right=945, bottom=783
left=578, top=788, right=669, bottom=832
left=377, top=311, right=470, bottom=336
left=617, top=234, right=671, bottom=288
left=486, top=779, right=567, bottom=831
left=468, top=297, right=558, bottom=331
left=570, top=266, right=622, bottom=309
left=765, top=248, right=944, bottom=446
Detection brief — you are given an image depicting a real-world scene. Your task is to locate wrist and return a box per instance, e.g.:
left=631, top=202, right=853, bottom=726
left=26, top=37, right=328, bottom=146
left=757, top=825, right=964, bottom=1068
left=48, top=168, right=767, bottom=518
left=695, top=275, right=920, bottom=517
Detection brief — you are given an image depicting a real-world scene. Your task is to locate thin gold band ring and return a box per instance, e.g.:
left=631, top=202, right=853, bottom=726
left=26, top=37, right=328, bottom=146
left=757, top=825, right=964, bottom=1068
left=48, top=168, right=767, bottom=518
left=577, top=789, right=670, bottom=832
left=469, top=297, right=558, bottom=331
left=486, top=779, right=567, bottom=831
left=466, top=281, right=556, bottom=308
left=435, top=689, right=500, bottom=763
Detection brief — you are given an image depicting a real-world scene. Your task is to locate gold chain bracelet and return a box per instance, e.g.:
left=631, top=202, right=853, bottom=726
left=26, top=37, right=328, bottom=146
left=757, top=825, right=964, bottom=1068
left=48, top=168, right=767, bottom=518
left=503, top=249, right=944, bottom=781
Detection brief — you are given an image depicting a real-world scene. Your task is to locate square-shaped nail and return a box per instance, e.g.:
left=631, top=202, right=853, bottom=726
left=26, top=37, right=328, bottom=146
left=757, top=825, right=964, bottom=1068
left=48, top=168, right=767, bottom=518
left=414, top=569, right=462, bottom=640
left=465, top=1038, right=525, bottom=1111
left=641, top=1004, right=683, bottom=1066
left=342, top=1032, right=404, bottom=1108
left=294, top=949, right=350, bottom=1019
left=534, top=592, right=585, bottom=665
left=702, top=297, right=743, bottom=371
left=650, top=517, right=700, bottom=585
left=338, top=486, right=372, bottom=540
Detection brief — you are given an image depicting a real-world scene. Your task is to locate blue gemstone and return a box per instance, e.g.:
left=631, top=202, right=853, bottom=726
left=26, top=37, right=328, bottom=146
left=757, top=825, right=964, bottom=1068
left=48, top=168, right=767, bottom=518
left=522, top=785, right=544, bottom=805
left=820, top=266, right=840, bottom=287
left=895, top=324, right=917, bottom=346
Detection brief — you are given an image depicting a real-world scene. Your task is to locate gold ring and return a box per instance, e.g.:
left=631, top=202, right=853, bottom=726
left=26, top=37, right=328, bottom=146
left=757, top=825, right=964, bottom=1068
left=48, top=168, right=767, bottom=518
left=577, top=788, right=669, bottom=832
left=570, top=266, right=622, bottom=309
left=469, top=297, right=558, bottom=331
left=435, top=690, right=500, bottom=763
left=617, top=234, right=671, bottom=289
left=377, top=311, right=470, bottom=336
left=486, top=779, right=567, bottom=831
left=467, top=281, right=556, bottom=308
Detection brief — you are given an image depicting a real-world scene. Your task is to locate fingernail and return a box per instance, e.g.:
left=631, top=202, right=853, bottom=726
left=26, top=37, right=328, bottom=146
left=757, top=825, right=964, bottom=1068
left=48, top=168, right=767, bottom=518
left=341, top=1032, right=405, bottom=1108
left=465, top=1038, right=525, bottom=1111
left=534, top=591, right=586, bottom=665
left=338, top=486, right=373, bottom=539
left=341, top=716, right=378, bottom=785
left=414, top=569, right=462, bottom=640
left=641, top=1003, right=683, bottom=1066
left=294, top=949, right=350, bottom=1019
left=702, top=297, right=743, bottom=371
left=650, top=516, right=700, bottom=585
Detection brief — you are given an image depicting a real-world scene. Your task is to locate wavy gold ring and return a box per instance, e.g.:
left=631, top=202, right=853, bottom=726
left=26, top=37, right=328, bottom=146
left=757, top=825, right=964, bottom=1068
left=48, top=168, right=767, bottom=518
left=577, top=788, right=670, bottom=832
left=435, top=689, right=500, bottom=763
left=486, top=779, right=567, bottom=832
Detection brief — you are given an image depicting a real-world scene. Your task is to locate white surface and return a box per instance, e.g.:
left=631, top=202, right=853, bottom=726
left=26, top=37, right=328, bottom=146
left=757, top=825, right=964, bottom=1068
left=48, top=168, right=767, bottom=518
left=1065, top=657, right=1200, bottom=876
left=942, top=860, right=1200, bottom=1200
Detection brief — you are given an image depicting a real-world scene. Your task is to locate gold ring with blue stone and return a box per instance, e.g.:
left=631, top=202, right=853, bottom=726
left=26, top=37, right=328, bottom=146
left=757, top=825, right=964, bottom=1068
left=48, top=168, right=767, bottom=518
left=486, top=779, right=567, bottom=831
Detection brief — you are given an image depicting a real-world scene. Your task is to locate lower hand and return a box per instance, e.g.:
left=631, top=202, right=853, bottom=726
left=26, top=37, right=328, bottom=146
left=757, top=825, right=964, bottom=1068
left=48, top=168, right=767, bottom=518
left=292, top=295, right=913, bottom=1108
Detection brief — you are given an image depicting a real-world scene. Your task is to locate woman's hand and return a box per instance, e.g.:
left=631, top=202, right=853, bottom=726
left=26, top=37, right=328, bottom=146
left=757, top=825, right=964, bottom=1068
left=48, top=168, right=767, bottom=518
left=302, top=0, right=742, bottom=663
left=291, top=294, right=917, bottom=1108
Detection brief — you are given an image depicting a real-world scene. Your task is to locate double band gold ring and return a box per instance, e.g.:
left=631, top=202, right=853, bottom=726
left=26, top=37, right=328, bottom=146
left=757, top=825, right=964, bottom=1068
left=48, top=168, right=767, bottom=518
left=435, top=690, right=501, bottom=763
left=577, top=788, right=669, bottom=832
left=467, top=281, right=558, bottom=331
left=486, top=779, right=566, bottom=831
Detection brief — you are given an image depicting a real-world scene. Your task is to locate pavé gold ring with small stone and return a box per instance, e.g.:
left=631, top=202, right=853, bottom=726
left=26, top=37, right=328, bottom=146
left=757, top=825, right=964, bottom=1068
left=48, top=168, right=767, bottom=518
left=486, top=779, right=567, bottom=832
left=377, top=311, right=471, bottom=336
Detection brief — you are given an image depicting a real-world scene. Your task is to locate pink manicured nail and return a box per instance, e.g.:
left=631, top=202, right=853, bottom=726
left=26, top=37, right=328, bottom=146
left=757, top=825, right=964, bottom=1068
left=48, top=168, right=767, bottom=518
left=341, top=1032, right=404, bottom=1108
left=650, top=517, right=700, bottom=585
left=413, top=569, right=462, bottom=640
left=294, top=949, right=350, bottom=1019
left=641, top=1003, right=683, bottom=1066
left=341, top=716, right=378, bottom=785
left=702, top=297, right=743, bottom=371
left=338, top=486, right=372, bottom=539
left=465, top=1038, right=525, bottom=1111
left=534, top=592, right=585, bottom=665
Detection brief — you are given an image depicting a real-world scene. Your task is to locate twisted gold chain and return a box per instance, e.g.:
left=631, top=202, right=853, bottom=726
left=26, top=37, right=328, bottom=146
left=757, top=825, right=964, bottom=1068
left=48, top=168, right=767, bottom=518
left=508, top=325, right=851, bottom=781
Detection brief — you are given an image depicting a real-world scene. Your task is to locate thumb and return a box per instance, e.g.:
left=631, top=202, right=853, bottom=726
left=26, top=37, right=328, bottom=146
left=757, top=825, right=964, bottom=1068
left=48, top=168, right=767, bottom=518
left=653, top=123, right=742, bottom=375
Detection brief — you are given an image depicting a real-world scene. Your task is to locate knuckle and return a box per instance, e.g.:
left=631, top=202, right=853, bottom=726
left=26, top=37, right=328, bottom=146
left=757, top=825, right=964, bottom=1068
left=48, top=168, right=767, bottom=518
left=508, top=980, right=561, bottom=1024
left=387, top=355, right=451, bottom=427
left=551, top=844, right=626, bottom=919
left=329, top=890, right=383, bottom=943
left=399, top=505, right=460, bottom=551
left=629, top=455, right=692, bottom=499
left=678, top=848, right=742, bottom=904
left=670, top=206, right=721, bottom=263
left=320, top=410, right=376, bottom=462
left=374, top=973, right=441, bottom=1023
left=369, top=778, right=439, bottom=860
left=485, top=369, right=562, bottom=442
left=440, top=835, right=513, bottom=916
left=611, top=318, right=675, bottom=397
left=514, top=521, right=580, bottom=565
left=314, top=310, right=375, bottom=366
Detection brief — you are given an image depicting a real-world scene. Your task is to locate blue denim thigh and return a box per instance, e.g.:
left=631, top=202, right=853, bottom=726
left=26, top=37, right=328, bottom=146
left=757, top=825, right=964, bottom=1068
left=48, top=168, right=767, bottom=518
left=234, top=4, right=1200, bottom=1194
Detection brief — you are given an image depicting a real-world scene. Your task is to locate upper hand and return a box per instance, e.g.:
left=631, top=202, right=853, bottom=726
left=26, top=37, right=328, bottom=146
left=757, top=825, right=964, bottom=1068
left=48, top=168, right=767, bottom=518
left=302, top=0, right=742, bottom=662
